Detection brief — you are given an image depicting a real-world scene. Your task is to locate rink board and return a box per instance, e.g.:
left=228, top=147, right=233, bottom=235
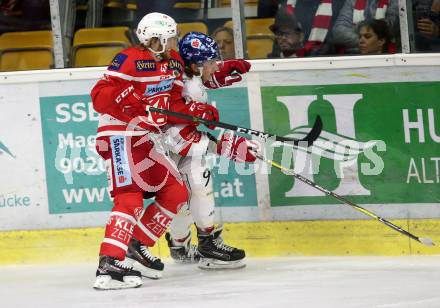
left=1, top=219, right=440, bottom=265
left=1, top=54, right=440, bottom=261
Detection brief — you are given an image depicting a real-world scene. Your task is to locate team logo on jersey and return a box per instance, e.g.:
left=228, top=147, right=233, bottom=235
left=108, top=53, right=128, bottom=71
left=135, top=60, right=156, bottom=71
left=110, top=136, right=132, bottom=187
left=191, top=38, right=201, bottom=48
left=145, top=79, right=174, bottom=96
left=0, top=140, right=15, bottom=159
left=160, top=63, right=168, bottom=73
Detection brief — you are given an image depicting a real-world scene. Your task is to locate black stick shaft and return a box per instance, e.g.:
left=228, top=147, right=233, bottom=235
left=148, top=106, right=321, bottom=146
left=258, top=154, right=434, bottom=246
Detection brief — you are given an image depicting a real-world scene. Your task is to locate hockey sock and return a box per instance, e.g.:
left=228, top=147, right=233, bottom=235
left=133, top=202, right=177, bottom=247
left=100, top=192, right=144, bottom=260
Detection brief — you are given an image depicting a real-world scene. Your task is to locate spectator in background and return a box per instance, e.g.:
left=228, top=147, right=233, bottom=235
left=212, top=26, right=235, bottom=60
left=259, top=1, right=346, bottom=56
left=268, top=9, right=305, bottom=58
left=414, top=0, right=440, bottom=51
left=357, top=19, right=391, bottom=54
left=332, top=0, right=399, bottom=53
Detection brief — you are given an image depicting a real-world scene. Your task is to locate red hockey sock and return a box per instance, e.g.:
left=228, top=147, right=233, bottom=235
left=100, top=192, right=143, bottom=260
left=133, top=202, right=176, bottom=246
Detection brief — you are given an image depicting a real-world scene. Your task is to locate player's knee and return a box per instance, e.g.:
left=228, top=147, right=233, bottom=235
left=113, top=192, right=144, bottom=218
left=153, top=177, right=189, bottom=214
left=175, top=182, right=189, bottom=207
left=167, top=180, right=189, bottom=213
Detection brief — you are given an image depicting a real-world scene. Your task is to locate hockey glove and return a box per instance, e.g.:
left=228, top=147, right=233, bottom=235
left=203, top=59, right=252, bottom=89
left=217, top=132, right=259, bottom=163
left=115, top=84, right=145, bottom=117
left=188, top=101, right=219, bottom=129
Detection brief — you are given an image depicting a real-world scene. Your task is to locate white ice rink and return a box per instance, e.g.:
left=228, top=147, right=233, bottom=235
left=1, top=257, right=440, bottom=308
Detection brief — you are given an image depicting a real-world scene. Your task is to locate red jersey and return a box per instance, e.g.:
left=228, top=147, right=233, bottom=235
left=91, top=46, right=189, bottom=138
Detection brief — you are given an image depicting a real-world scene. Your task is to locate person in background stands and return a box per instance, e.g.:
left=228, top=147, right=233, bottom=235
left=357, top=18, right=391, bottom=54
left=268, top=8, right=305, bottom=58
left=212, top=26, right=236, bottom=60
left=413, top=0, right=440, bottom=51
left=258, top=0, right=345, bottom=56
left=332, top=0, right=399, bottom=53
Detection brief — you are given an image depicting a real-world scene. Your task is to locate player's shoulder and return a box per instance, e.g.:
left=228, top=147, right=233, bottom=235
left=169, top=50, right=184, bottom=65
left=169, top=49, right=182, bottom=59
left=107, top=46, right=153, bottom=73
left=168, top=49, right=184, bottom=74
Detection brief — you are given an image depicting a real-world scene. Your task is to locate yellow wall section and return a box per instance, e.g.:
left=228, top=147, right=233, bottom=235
left=1, top=219, right=439, bottom=265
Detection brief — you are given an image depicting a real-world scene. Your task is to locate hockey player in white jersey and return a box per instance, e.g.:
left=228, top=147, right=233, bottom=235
left=164, top=32, right=256, bottom=269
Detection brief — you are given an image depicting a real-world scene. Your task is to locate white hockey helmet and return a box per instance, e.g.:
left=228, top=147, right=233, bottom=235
left=136, top=12, right=177, bottom=53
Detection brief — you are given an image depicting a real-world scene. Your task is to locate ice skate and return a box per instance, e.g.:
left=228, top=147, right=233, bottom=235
left=165, top=232, right=200, bottom=264
left=126, top=237, right=164, bottom=279
left=197, top=226, right=246, bottom=270
left=93, top=256, right=142, bottom=290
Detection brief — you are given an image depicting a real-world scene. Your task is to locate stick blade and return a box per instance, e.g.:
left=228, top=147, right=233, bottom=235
left=419, top=237, right=435, bottom=246
left=299, top=115, right=323, bottom=147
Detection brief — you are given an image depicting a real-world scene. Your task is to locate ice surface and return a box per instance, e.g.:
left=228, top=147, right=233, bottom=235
left=1, top=257, right=440, bottom=308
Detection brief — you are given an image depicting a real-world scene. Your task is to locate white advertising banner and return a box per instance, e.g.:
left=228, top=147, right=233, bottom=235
left=0, top=54, right=439, bottom=231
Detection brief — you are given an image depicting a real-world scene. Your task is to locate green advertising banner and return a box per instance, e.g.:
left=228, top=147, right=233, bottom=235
left=207, top=87, right=257, bottom=207
left=40, top=95, right=112, bottom=214
left=40, top=89, right=257, bottom=215
left=262, top=82, right=440, bottom=206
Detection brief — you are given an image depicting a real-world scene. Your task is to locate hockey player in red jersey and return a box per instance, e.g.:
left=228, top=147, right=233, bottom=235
left=91, top=13, right=211, bottom=290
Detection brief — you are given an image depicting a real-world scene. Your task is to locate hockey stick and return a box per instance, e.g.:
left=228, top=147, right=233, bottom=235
left=147, top=106, right=323, bottom=146
left=256, top=154, right=435, bottom=247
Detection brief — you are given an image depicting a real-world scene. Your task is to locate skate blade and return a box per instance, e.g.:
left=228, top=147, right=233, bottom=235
left=132, top=262, right=163, bottom=280
left=198, top=258, right=246, bottom=270
left=93, top=275, right=142, bottom=290
left=172, top=256, right=200, bottom=264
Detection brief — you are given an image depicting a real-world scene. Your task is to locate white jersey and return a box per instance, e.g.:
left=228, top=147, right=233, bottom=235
left=182, top=75, right=208, bottom=103
left=166, top=74, right=217, bottom=235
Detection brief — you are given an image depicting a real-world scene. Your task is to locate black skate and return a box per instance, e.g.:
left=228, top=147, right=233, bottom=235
left=197, top=226, right=246, bottom=270
left=165, top=232, right=200, bottom=264
left=93, top=255, right=142, bottom=290
left=126, top=237, right=164, bottom=279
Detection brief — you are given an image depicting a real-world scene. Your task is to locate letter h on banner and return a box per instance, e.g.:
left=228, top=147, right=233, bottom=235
left=277, top=94, right=370, bottom=197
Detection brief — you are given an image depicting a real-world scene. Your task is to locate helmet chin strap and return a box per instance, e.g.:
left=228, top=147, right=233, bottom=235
left=148, top=46, right=164, bottom=55
left=148, top=37, right=170, bottom=55
left=148, top=45, right=165, bottom=55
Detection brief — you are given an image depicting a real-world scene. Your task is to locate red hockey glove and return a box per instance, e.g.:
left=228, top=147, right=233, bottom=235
left=188, top=101, right=219, bottom=129
left=203, top=59, right=252, bottom=89
left=115, top=84, right=145, bottom=117
left=217, top=133, right=259, bottom=163
left=221, top=59, right=252, bottom=74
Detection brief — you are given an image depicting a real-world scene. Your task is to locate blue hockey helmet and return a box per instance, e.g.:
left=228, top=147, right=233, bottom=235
left=178, top=32, right=220, bottom=66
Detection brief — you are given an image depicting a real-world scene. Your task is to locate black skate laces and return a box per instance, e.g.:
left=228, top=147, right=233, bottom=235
left=140, top=245, right=160, bottom=262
